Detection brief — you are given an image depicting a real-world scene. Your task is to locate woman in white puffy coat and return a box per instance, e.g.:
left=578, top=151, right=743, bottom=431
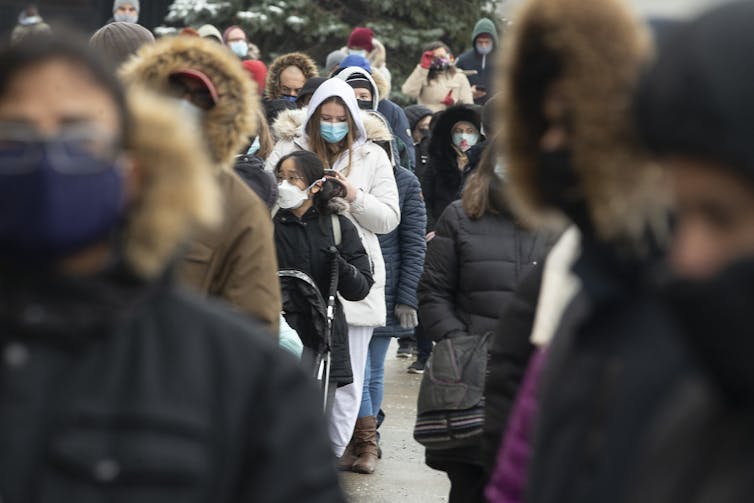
left=266, top=78, right=400, bottom=459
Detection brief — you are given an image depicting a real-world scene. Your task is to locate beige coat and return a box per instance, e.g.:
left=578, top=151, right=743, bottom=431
left=401, top=65, right=473, bottom=113
left=121, top=36, right=281, bottom=335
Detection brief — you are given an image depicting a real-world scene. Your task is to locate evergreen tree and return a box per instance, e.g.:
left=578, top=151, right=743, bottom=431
left=165, top=0, right=501, bottom=102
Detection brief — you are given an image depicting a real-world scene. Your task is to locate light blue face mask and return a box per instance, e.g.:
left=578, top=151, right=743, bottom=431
left=494, top=160, right=506, bottom=179
left=476, top=42, right=493, bottom=55
left=246, top=136, right=260, bottom=156
left=452, top=132, right=479, bottom=152
left=320, top=121, right=349, bottom=144
left=229, top=40, right=249, bottom=58
left=349, top=49, right=368, bottom=57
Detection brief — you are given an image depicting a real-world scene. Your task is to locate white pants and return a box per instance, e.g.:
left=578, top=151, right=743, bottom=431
left=329, top=325, right=374, bottom=457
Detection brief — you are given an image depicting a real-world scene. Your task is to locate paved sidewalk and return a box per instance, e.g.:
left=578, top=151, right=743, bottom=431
left=341, top=339, right=449, bottom=502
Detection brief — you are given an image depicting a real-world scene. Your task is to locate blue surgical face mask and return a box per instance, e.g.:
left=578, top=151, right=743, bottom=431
left=320, top=121, right=349, bottom=144
left=349, top=49, right=368, bottom=57
left=246, top=136, right=260, bottom=156
left=476, top=42, right=493, bottom=55
left=229, top=40, right=249, bottom=58
left=281, top=95, right=297, bottom=103
left=452, top=132, right=479, bottom=152
left=0, top=140, right=125, bottom=262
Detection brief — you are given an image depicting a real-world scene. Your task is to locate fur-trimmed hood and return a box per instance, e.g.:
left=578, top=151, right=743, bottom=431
left=265, top=52, right=319, bottom=100
left=500, top=0, right=663, bottom=244
left=119, top=36, right=257, bottom=170
left=429, top=105, right=484, bottom=168
left=123, top=88, right=221, bottom=279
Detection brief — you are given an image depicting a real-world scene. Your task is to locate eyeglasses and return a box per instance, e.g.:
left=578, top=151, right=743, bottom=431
left=168, top=78, right=216, bottom=110
left=276, top=175, right=305, bottom=184
left=0, top=124, right=120, bottom=175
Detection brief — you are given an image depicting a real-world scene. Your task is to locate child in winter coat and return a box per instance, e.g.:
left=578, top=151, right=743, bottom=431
left=272, top=151, right=374, bottom=394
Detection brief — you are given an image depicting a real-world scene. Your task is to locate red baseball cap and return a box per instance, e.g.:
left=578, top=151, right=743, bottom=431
left=169, top=68, right=219, bottom=104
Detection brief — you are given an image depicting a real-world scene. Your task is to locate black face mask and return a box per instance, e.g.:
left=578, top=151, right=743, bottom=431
left=663, top=259, right=754, bottom=408
left=418, top=128, right=430, bottom=140
left=357, top=99, right=373, bottom=111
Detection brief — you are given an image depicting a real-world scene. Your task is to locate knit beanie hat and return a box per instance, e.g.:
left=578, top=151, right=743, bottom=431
left=90, top=21, right=154, bottom=66
left=404, top=105, right=433, bottom=131
left=223, top=25, right=246, bottom=43
left=345, top=75, right=374, bottom=96
left=635, top=1, right=754, bottom=184
left=325, top=50, right=346, bottom=73
left=113, top=0, right=139, bottom=13
left=347, top=27, right=374, bottom=52
left=242, top=60, right=267, bottom=95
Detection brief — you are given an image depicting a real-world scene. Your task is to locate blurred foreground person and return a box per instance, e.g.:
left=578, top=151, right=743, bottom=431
left=121, top=36, right=282, bottom=334
left=486, top=0, right=692, bottom=502
left=630, top=2, right=754, bottom=501
left=0, top=34, right=343, bottom=503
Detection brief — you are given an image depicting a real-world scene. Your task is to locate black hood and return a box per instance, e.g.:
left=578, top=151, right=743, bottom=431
left=429, top=105, right=484, bottom=161
left=636, top=1, right=754, bottom=185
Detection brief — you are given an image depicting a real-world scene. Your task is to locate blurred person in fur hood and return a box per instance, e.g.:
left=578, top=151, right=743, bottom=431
left=485, top=0, right=695, bottom=502
left=120, top=35, right=282, bottom=335
left=0, top=33, right=343, bottom=503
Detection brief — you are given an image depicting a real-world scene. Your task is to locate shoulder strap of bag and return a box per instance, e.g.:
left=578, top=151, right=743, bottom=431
left=331, top=214, right=341, bottom=246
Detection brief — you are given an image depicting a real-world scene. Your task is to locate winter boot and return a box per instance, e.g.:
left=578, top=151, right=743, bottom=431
left=336, top=434, right=357, bottom=471
left=352, top=416, right=379, bottom=474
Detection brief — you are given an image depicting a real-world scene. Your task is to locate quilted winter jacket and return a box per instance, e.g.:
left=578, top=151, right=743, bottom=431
left=419, top=201, right=550, bottom=342
left=373, top=166, right=427, bottom=338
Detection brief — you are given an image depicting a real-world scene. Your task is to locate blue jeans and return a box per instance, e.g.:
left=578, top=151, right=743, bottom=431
left=358, top=336, right=392, bottom=418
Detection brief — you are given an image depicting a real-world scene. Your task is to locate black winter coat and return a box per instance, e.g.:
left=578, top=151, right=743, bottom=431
left=0, top=268, right=344, bottom=503
left=423, top=106, right=483, bottom=231
left=456, top=49, right=497, bottom=105
left=378, top=99, right=415, bottom=171
left=419, top=201, right=549, bottom=344
left=274, top=206, right=374, bottom=385
left=527, top=241, right=694, bottom=503
left=374, top=166, right=427, bottom=339
left=481, top=264, right=542, bottom=475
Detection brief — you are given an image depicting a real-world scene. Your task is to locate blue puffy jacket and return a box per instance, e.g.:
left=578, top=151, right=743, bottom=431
left=374, top=166, right=427, bottom=338
left=378, top=99, right=415, bottom=171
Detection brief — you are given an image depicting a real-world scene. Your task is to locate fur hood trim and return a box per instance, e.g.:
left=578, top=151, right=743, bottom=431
left=430, top=105, right=483, bottom=159
left=272, top=107, right=392, bottom=145
left=123, top=88, right=221, bottom=279
left=500, top=0, right=664, bottom=244
left=327, top=196, right=350, bottom=215
left=120, top=36, right=257, bottom=170
left=370, top=68, right=390, bottom=103
left=265, top=52, right=319, bottom=100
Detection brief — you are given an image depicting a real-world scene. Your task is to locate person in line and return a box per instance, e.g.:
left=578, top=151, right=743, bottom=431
left=368, top=39, right=391, bottom=90
left=111, top=0, right=139, bottom=24
left=223, top=25, right=252, bottom=60
left=0, top=32, right=344, bottom=503
left=295, top=77, right=327, bottom=109
left=266, top=78, right=400, bottom=461
left=10, top=5, right=51, bottom=44
left=265, top=52, right=319, bottom=102
left=272, top=150, right=374, bottom=397
left=89, top=21, right=155, bottom=68
left=418, top=146, right=550, bottom=503
left=629, top=3, right=754, bottom=501
left=241, top=59, right=267, bottom=96
left=487, top=1, right=692, bottom=502
left=422, top=104, right=483, bottom=235
left=121, top=35, right=282, bottom=334
left=402, top=41, right=473, bottom=113
left=456, top=18, right=499, bottom=105
left=197, top=24, right=223, bottom=43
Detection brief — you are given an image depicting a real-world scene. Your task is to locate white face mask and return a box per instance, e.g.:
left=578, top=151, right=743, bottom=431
left=113, top=12, right=138, bottom=23
left=277, top=178, right=324, bottom=210
left=494, top=160, right=506, bottom=180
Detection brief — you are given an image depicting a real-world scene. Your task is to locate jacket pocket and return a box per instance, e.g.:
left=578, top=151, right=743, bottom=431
left=41, top=419, right=208, bottom=502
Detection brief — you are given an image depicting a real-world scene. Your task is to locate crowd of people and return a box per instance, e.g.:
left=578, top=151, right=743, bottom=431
left=2, top=0, right=754, bottom=501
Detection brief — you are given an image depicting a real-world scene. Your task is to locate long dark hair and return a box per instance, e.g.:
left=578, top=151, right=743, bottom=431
left=275, top=150, right=346, bottom=215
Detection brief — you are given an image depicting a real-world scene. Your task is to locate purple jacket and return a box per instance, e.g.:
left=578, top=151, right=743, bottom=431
left=486, top=347, right=548, bottom=503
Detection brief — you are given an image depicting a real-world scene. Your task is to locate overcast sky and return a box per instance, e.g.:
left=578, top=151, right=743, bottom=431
left=498, top=0, right=735, bottom=19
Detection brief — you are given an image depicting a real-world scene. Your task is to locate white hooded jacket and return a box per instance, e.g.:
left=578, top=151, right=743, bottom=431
left=266, top=78, right=400, bottom=327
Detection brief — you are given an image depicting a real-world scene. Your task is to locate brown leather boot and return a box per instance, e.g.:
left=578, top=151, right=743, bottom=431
left=336, top=434, right=357, bottom=471
left=352, top=416, right=379, bottom=474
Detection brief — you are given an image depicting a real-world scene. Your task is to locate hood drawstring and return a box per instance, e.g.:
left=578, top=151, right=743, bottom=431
left=482, top=54, right=486, bottom=71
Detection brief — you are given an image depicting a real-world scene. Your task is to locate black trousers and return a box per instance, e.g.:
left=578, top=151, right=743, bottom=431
left=445, top=462, right=485, bottom=503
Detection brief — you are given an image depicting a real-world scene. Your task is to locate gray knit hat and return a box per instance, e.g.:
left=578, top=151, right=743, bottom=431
left=90, top=22, right=154, bottom=66
left=113, top=0, right=140, bottom=13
